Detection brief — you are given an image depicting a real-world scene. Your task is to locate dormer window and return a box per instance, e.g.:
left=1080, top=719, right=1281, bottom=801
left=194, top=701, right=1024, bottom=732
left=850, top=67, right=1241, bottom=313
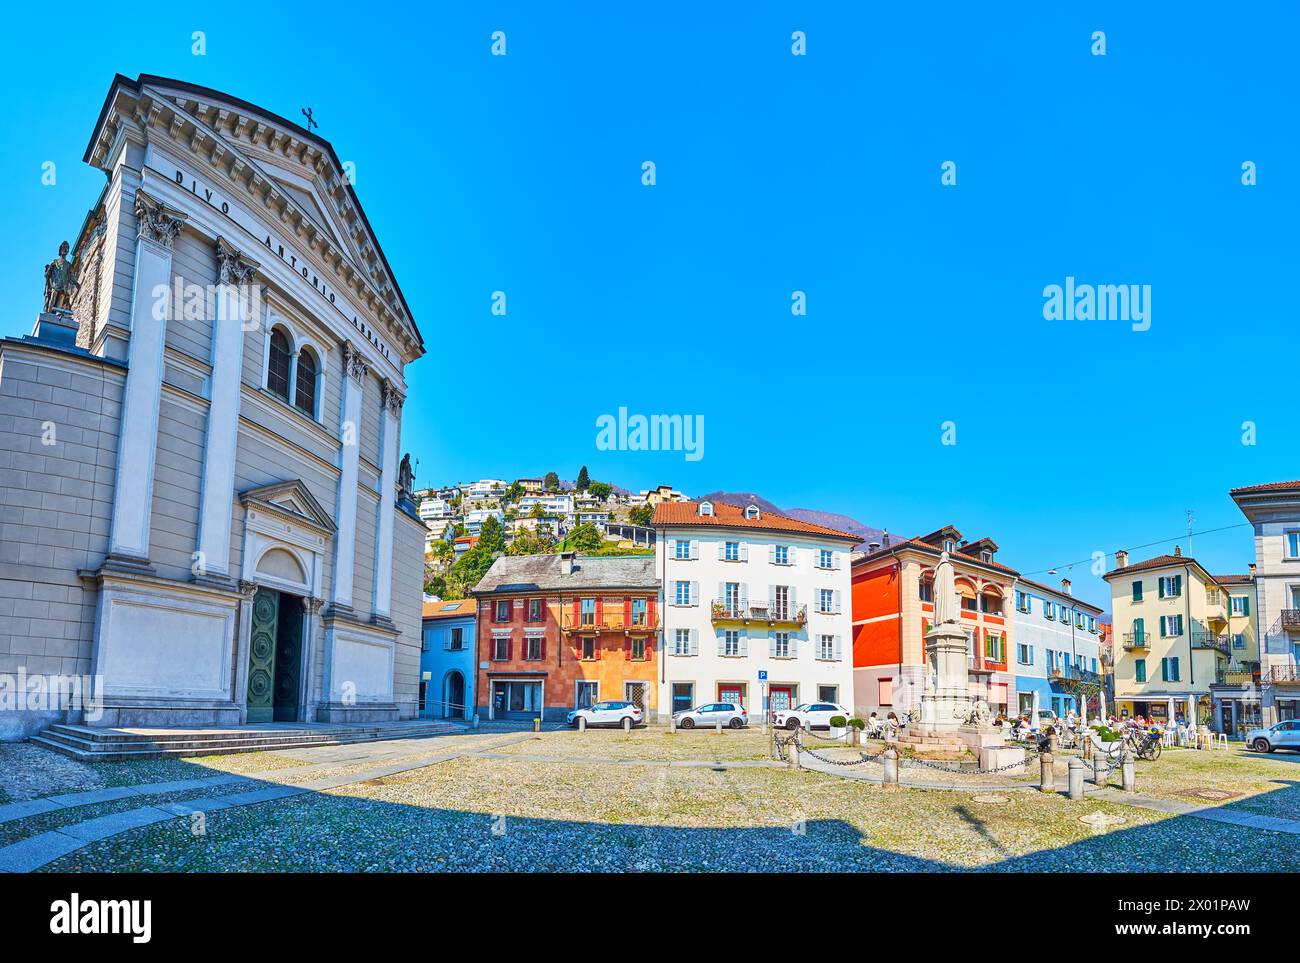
left=744, top=504, right=761, bottom=520
left=980, top=551, right=992, bottom=563
left=944, top=539, right=955, bottom=553
left=698, top=501, right=714, bottom=517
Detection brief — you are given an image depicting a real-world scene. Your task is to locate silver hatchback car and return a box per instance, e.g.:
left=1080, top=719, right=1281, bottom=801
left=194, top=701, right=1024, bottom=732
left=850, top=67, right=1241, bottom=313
left=674, top=702, right=748, bottom=729
left=1247, top=719, right=1300, bottom=753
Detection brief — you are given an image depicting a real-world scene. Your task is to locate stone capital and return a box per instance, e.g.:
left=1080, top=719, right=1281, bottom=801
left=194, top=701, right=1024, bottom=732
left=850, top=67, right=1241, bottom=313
left=342, top=340, right=369, bottom=384
left=381, top=378, right=403, bottom=417
left=133, top=189, right=187, bottom=249
left=214, top=235, right=260, bottom=286
left=237, top=579, right=259, bottom=600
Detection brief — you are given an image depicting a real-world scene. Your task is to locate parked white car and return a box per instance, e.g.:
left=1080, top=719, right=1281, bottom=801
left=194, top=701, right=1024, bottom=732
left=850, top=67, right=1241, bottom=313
left=773, top=702, right=852, bottom=731
left=1247, top=719, right=1300, bottom=753
left=567, top=700, right=643, bottom=729
left=674, top=702, right=748, bottom=729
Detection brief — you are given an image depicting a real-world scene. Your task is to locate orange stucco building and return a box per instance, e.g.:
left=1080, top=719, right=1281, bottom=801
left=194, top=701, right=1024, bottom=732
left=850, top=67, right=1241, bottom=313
left=471, top=552, right=660, bottom=722
left=851, top=526, right=1018, bottom=718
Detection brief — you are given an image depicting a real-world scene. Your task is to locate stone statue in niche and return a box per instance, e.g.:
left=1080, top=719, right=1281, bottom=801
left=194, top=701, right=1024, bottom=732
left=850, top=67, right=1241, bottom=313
left=398, top=453, right=415, bottom=502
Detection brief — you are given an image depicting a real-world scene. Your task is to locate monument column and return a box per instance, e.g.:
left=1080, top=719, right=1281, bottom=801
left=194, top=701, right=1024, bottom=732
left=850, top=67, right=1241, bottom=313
left=330, top=342, right=368, bottom=610
left=371, top=379, right=402, bottom=622
left=195, top=237, right=260, bottom=580
left=107, top=190, right=187, bottom=564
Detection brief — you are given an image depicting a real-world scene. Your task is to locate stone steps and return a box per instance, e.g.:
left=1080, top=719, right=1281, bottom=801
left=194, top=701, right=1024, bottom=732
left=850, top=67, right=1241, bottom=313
left=31, top=721, right=466, bottom=761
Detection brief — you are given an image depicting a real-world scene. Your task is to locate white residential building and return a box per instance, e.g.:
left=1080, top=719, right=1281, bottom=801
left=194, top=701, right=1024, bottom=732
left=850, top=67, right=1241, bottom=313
left=464, top=508, right=504, bottom=535
left=519, top=493, right=576, bottom=517
left=654, top=499, right=859, bottom=719
left=461, top=479, right=507, bottom=501
left=1231, top=480, right=1300, bottom=724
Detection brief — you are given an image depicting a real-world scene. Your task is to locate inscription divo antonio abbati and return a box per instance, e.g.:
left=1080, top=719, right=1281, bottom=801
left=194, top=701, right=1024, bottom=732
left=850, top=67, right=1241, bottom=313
left=169, top=166, right=396, bottom=366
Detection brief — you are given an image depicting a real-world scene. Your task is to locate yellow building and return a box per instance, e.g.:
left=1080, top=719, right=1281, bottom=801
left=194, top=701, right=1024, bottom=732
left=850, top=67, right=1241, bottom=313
left=1106, top=546, right=1257, bottom=730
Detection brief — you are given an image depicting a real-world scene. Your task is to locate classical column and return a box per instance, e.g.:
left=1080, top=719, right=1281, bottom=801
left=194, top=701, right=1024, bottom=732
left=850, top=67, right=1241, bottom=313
left=372, top=379, right=402, bottom=621
left=195, top=237, right=260, bottom=581
left=107, top=190, right=188, bottom=564
left=301, top=595, right=325, bottom=720
left=331, top=341, right=368, bottom=610
left=232, top=578, right=259, bottom=719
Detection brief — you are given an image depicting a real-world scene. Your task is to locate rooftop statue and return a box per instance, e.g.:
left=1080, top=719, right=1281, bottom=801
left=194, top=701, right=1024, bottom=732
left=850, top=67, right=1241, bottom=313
left=43, top=241, right=76, bottom=313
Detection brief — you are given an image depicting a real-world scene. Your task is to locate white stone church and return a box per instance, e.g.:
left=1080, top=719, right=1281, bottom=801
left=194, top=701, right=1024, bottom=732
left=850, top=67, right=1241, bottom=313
left=0, top=75, right=427, bottom=739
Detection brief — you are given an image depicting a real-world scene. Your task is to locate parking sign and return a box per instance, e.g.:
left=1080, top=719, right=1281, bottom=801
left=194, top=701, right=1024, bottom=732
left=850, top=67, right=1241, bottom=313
left=758, top=670, right=768, bottom=681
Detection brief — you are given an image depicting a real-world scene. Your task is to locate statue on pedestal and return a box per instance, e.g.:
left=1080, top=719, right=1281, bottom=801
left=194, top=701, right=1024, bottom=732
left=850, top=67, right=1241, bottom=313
left=398, top=453, right=415, bottom=503
left=43, top=241, right=77, bottom=313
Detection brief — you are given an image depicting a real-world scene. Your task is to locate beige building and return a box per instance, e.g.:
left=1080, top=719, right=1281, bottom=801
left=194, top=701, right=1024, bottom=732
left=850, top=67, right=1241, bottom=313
left=1106, top=546, right=1255, bottom=729
left=0, top=75, right=426, bottom=739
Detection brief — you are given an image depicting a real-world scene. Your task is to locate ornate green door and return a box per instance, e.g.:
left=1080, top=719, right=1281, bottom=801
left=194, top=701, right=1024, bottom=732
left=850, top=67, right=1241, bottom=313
left=273, top=597, right=302, bottom=722
left=247, top=589, right=279, bottom=723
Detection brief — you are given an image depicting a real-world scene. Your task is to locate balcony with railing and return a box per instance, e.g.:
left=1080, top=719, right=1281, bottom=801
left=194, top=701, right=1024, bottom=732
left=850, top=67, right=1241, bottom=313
left=1214, top=662, right=1260, bottom=687
left=710, top=600, right=808, bottom=627
left=1051, top=665, right=1102, bottom=686
left=1191, top=627, right=1232, bottom=655
left=561, top=612, right=659, bottom=634
left=1282, top=610, right=1300, bottom=633
left=1122, top=631, right=1150, bottom=651
left=1268, top=665, right=1300, bottom=685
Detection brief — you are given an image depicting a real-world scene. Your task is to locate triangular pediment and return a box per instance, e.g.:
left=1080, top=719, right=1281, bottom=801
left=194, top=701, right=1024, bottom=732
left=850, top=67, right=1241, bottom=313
left=83, top=75, right=424, bottom=360
left=240, top=479, right=336, bottom=534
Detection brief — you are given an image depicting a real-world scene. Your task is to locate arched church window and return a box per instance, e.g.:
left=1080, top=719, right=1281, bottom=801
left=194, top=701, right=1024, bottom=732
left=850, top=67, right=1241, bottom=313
left=267, top=327, right=291, bottom=401
left=295, top=348, right=318, bottom=415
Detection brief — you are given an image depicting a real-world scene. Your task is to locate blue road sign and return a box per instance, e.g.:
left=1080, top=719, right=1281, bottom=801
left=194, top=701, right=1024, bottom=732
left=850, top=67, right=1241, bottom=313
left=758, top=670, right=768, bottom=681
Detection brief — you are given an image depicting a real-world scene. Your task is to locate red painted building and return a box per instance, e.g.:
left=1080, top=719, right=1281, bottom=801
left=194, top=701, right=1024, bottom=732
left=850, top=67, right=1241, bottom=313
left=850, top=526, right=1019, bottom=717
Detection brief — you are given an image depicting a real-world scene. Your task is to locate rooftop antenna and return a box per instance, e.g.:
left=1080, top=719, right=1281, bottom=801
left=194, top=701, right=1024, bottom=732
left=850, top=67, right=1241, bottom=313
left=301, top=107, right=318, bottom=132
left=1186, top=508, right=1194, bottom=556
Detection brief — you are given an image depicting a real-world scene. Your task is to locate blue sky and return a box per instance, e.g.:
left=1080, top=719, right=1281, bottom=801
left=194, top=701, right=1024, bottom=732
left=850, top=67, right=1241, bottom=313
left=2, top=2, right=1296, bottom=609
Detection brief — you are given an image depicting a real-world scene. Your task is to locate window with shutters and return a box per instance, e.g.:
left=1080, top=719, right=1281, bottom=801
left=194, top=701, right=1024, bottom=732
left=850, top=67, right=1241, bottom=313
left=674, top=540, right=691, bottom=560
left=773, top=585, right=789, bottom=619
left=1132, top=581, right=1144, bottom=602
left=581, top=636, right=596, bottom=660
left=526, top=636, right=542, bottom=660
left=919, top=578, right=934, bottom=602
left=494, top=600, right=510, bottom=622
left=818, top=589, right=834, bottom=614
left=527, top=599, right=543, bottom=622
left=631, top=637, right=646, bottom=660
left=724, top=541, right=741, bottom=562
left=580, top=598, right=595, bottom=626
left=725, top=582, right=742, bottom=616
left=1135, top=659, right=1147, bottom=683
left=723, top=630, right=742, bottom=657
left=773, top=544, right=789, bottom=565
left=1159, top=575, right=1181, bottom=598
left=674, top=629, right=691, bottom=656
left=1017, top=643, right=1032, bottom=665
left=266, top=327, right=292, bottom=401
left=818, top=549, right=833, bottom=569
left=773, top=632, right=791, bottom=658
left=1230, top=595, right=1248, bottom=616
left=817, top=635, right=835, bottom=660
left=449, top=627, right=464, bottom=651
left=631, top=598, right=647, bottom=626
left=492, top=636, right=509, bottom=661
left=674, top=581, right=691, bottom=606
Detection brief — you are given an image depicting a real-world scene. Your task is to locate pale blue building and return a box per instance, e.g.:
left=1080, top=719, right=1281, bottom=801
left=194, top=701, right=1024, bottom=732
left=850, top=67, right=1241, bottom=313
left=420, top=599, right=477, bottom=719
left=1011, top=578, right=1104, bottom=720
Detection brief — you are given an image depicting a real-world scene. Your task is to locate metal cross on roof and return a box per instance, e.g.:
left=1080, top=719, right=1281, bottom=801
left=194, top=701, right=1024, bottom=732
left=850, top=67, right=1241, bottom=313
left=301, top=107, right=318, bottom=132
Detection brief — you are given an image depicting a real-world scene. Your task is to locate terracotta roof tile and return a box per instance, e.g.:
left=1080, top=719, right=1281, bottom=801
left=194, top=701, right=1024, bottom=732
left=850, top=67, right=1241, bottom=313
left=1230, top=480, right=1300, bottom=495
left=852, top=535, right=1021, bottom=577
left=422, top=599, right=476, bottom=620
left=652, top=500, right=861, bottom=541
left=1103, top=553, right=1215, bottom=581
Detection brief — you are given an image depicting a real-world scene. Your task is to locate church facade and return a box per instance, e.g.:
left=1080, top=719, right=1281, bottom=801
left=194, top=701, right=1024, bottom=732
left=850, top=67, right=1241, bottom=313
left=0, top=75, right=426, bottom=739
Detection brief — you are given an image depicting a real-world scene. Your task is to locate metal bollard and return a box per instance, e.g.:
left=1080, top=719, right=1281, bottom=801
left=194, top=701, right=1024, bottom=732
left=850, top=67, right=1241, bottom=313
left=883, top=747, right=899, bottom=786
left=533, top=718, right=541, bottom=733
left=1121, top=755, right=1136, bottom=792
left=1092, top=753, right=1106, bottom=787
left=1068, top=756, right=1085, bottom=800
left=1039, top=751, right=1056, bottom=793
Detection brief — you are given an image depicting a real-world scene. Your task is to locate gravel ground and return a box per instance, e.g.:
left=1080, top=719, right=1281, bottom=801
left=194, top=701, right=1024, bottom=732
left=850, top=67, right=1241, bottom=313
left=0, top=744, right=105, bottom=801
left=493, top=728, right=780, bottom=762
left=1112, top=747, right=1300, bottom=819
left=44, top=755, right=1300, bottom=872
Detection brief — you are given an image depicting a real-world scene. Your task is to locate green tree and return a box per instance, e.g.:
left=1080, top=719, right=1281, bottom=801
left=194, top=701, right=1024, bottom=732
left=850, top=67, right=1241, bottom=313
left=505, top=481, right=524, bottom=501
left=477, top=514, right=507, bottom=556
left=629, top=503, right=654, bottom=527
left=543, top=471, right=560, bottom=491
left=588, top=480, right=612, bottom=501
left=567, top=521, right=603, bottom=552
left=576, top=465, right=590, bottom=491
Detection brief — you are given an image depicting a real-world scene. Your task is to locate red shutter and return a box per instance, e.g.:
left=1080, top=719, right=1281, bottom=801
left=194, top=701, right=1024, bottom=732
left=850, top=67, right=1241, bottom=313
left=647, top=597, right=656, bottom=628
left=541, top=634, right=547, bottom=660
left=572, top=598, right=580, bottom=629
left=624, top=596, right=632, bottom=627
left=596, top=597, right=604, bottom=627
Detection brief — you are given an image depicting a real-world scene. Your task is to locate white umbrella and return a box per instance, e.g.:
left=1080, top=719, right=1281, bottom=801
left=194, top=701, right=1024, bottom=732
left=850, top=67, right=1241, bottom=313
left=1187, top=694, right=1196, bottom=728
left=1166, top=696, right=1177, bottom=726
left=1031, top=688, right=1041, bottom=725
left=1099, top=686, right=1107, bottom=724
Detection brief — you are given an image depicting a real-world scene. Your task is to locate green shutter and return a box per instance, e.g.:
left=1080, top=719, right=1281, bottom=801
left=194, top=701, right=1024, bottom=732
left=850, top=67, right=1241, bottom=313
left=1243, top=596, right=1251, bottom=616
